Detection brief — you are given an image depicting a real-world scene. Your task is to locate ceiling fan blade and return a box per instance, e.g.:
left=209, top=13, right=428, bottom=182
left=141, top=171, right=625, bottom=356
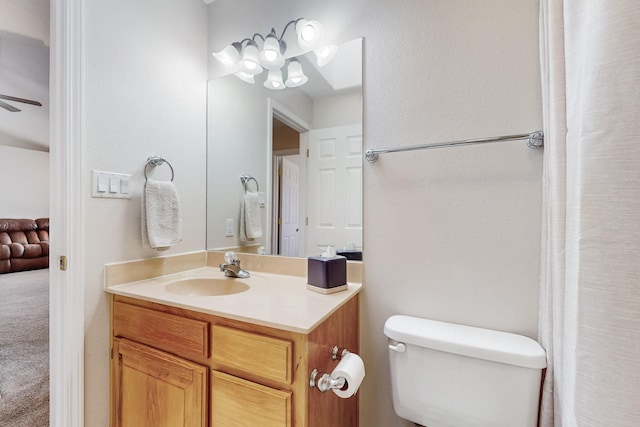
left=0, top=94, right=42, bottom=107
left=0, top=99, right=21, bottom=112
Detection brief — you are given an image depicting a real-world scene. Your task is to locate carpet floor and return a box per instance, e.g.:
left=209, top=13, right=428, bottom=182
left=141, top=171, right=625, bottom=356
left=0, top=269, right=49, bottom=427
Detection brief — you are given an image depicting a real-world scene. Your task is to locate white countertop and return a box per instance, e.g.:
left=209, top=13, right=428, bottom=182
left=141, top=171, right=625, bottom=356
left=105, top=267, right=362, bottom=334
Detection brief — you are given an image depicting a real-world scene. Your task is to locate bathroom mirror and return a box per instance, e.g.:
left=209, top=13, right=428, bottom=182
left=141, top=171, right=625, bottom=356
left=206, top=38, right=363, bottom=259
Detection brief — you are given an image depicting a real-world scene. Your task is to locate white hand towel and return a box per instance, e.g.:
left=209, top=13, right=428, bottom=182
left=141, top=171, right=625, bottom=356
left=142, top=179, right=181, bottom=250
left=240, top=191, right=262, bottom=241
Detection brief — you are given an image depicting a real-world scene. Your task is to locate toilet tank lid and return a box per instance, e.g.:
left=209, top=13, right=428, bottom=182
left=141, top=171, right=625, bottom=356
left=384, top=315, right=547, bottom=369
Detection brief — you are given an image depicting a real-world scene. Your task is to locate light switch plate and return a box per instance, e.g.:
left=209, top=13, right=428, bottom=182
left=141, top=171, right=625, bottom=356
left=91, top=170, right=132, bottom=199
left=225, top=218, right=234, bottom=237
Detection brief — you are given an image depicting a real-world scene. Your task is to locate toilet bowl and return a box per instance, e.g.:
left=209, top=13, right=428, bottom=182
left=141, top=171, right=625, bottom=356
left=384, top=315, right=546, bottom=427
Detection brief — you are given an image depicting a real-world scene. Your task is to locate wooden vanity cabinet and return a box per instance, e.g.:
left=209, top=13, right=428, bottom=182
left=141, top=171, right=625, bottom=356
left=110, top=294, right=359, bottom=427
left=112, top=338, right=208, bottom=427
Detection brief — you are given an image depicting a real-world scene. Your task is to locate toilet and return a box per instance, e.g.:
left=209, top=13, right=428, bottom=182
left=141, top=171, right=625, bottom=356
left=384, top=315, right=547, bottom=427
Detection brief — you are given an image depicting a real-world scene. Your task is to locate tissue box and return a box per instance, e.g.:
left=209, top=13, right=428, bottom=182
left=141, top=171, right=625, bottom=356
left=307, top=255, right=347, bottom=294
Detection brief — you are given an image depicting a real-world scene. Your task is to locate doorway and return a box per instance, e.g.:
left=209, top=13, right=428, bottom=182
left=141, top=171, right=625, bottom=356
left=267, top=100, right=310, bottom=257
left=272, top=118, right=301, bottom=256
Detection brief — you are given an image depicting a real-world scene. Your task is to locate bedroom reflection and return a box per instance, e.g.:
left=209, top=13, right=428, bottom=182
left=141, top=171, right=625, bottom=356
left=206, top=38, right=363, bottom=259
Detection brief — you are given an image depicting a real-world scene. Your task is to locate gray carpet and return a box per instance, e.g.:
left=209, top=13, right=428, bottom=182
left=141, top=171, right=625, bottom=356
left=0, top=269, right=49, bottom=427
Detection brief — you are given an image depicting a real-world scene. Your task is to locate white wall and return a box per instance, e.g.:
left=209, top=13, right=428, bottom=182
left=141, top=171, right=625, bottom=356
left=0, top=145, right=49, bottom=218
left=82, top=0, right=208, bottom=425
left=208, top=1, right=542, bottom=426
left=313, top=91, right=362, bottom=129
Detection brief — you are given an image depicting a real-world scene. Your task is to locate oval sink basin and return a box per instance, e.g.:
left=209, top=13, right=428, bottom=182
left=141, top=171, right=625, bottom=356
left=165, top=278, right=249, bottom=296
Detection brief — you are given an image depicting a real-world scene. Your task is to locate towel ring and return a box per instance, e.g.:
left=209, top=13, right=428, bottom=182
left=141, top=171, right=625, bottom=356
left=240, top=174, right=259, bottom=193
left=145, top=155, right=174, bottom=182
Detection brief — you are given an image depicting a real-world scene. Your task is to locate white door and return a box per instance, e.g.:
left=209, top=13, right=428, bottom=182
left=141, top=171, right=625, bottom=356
left=306, top=124, right=363, bottom=256
left=279, top=156, right=299, bottom=257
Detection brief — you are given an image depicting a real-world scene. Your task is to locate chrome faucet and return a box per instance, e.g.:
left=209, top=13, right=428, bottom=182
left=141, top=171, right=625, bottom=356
left=219, top=251, right=250, bottom=278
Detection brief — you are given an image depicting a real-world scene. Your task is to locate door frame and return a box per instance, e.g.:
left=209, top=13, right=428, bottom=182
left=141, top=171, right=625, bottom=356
left=50, top=0, right=85, bottom=426
left=266, top=98, right=310, bottom=255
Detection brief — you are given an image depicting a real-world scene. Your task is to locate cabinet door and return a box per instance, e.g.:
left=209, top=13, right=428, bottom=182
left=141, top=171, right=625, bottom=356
left=113, top=338, right=207, bottom=427
left=211, top=370, right=292, bottom=427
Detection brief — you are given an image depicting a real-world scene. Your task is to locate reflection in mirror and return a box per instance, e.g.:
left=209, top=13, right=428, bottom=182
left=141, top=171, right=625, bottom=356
left=207, top=38, right=363, bottom=259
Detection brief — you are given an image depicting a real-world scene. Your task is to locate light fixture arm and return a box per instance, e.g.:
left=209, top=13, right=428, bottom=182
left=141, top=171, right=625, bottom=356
left=225, top=17, right=307, bottom=52
left=251, top=33, right=266, bottom=43
left=278, top=18, right=304, bottom=41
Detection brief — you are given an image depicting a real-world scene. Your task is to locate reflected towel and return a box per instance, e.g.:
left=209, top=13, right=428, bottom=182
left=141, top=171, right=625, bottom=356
left=142, top=179, right=181, bottom=250
left=240, top=191, right=262, bottom=241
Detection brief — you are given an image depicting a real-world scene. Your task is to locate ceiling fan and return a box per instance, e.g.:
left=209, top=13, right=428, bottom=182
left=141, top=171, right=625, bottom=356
left=0, top=94, right=42, bottom=112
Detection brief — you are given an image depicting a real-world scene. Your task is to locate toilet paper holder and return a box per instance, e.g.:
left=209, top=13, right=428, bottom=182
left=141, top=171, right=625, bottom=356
left=332, top=345, right=349, bottom=360
left=309, top=345, right=351, bottom=392
left=309, top=368, right=347, bottom=393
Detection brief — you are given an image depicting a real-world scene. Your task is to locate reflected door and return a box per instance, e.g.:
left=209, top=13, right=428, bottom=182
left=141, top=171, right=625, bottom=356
left=306, top=124, right=363, bottom=256
left=279, top=156, right=300, bottom=257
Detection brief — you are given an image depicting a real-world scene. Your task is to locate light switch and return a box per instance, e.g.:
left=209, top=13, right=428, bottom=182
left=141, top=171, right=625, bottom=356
left=120, top=178, right=130, bottom=195
left=109, top=177, right=119, bottom=193
left=97, top=176, right=108, bottom=192
left=225, top=219, right=234, bottom=237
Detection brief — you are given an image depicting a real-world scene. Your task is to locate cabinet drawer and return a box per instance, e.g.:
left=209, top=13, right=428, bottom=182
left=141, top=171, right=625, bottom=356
left=212, top=325, right=293, bottom=384
left=113, top=301, right=209, bottom=359
left=211, top=370, right=291, bottom=427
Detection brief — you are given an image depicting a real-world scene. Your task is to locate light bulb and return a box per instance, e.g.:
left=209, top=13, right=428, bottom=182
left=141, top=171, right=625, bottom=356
left=300, top=24, right=316, bottom=42
left=243, top=59, right=258, bottom=70
left=296, top=20, right=325, bottom=51
left=264, top=49, right=278, bottom=62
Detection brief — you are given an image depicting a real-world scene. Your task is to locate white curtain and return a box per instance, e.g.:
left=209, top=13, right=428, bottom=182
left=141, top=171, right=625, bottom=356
left=538, top=1, right=640, bottom=426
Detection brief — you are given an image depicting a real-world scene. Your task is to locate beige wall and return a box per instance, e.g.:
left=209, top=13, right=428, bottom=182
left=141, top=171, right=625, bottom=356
left=0, top=145, right=49, bottom=218
left=82, top=0, right=208, bottom=424
left=79, top=0, right=542, bottom=425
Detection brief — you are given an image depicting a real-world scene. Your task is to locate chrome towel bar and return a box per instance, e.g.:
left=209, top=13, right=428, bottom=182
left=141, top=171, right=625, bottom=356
left=144, top=155, right=175, bottom=181
left=365, top=131, right=543, bottom=163
left=240, top=174, right=259, bottom=193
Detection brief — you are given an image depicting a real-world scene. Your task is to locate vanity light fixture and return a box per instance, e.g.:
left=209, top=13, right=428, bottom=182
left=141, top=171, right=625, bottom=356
left=211, top=42, right=242, bottom=68
left=284, top=59, right=308, bottom=88
left=295, top=19, right=324, bottom=51
left=234, top=71, right=256, bottom=84
left=258, top=33, right=286, bottom=70
left=238, top=40, right=263, bottom=75
left=264, top=69, right=286, bottom=90
left=212, top=18, right=337, bottom=89
left=314, top=44, right=338, bottom=67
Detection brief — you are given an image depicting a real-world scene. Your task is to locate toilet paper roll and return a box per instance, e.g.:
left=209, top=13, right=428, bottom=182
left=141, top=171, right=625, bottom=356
left=331, top=352, right=365, bottom=398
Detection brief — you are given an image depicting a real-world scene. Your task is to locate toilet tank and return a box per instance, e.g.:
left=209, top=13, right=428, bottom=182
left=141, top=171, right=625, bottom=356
left=384, top=315, right=546, bottom=427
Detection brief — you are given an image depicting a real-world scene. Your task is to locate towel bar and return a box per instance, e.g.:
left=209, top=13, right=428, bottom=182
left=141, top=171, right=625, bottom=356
left=240, top=174, right=259, bottom=193
left=365, top=131, right=544, bottom=163
left=145, top=155, right=175, bottom=181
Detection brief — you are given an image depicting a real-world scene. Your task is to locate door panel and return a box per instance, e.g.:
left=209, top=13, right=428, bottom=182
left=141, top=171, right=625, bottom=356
left=307, top=124, right=363, bottom=255
left=113, top=338, right=207, bottom=427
